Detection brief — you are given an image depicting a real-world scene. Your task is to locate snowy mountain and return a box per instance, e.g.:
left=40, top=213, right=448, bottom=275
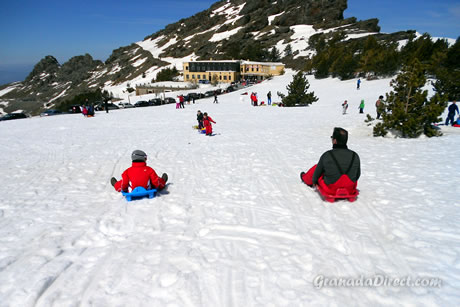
left=0, top=0, right=418, bottom=115
left=1, top=72, right=459, bottom=305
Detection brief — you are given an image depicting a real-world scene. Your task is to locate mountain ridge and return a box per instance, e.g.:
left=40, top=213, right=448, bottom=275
left=0, top=0, right=418, bottom=115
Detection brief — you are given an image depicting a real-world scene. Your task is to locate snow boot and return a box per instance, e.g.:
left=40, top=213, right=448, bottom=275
left=300, top=172, right=305, bottom=182
left=111, top=177, right=117, bottom=187
left=162, top=173, right=168, bottom=183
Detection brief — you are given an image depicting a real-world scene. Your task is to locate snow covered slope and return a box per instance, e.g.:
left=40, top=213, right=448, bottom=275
left=0, top=73, right=459, bottom=306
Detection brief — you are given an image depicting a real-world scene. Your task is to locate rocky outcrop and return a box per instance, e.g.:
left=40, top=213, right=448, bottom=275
left=2, top=0, right=413, bottom=115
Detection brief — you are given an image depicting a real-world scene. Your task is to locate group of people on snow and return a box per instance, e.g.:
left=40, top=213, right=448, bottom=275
left=250, top=91, right=273, bottom=106
left=109, top=77, right=459, bottom=199
left=340, top=95, right=384, bottom=118
left=112, top=127, right=362, bottom=200
left=176, top=95, right=185, bottom=109
left=196, top=110, right=216, bottom=136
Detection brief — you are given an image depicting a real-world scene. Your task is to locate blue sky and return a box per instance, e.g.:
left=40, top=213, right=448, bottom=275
left=1, top=0, right=459, bottom=85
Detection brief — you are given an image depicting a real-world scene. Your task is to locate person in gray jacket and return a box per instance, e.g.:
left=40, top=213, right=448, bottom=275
left=301, top=127, right=360, bottom=194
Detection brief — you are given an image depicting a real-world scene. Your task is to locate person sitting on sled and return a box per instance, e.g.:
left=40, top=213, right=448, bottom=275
left=203, top=112, right=216, bottom=136
left=300, top=127, right=360, bottom=195
left=111, top=150, right=168, bottom=192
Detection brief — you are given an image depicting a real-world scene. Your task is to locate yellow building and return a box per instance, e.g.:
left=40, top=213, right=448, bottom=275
left=183, top=60, right=240, bottom=84
left=183, top=60, right=285, bottom=83
left=240, top=61, right=285, bottom=81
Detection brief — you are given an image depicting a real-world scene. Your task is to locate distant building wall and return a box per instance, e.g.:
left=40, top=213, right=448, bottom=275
left=183, top=60, right=240, bottom=84
left=240, top=61, right=285, bottom=81
left=183, top=60, right=285, bottom=83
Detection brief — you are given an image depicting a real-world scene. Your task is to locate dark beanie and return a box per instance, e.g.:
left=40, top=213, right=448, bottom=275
left=132, top=150, right=147, bottom=161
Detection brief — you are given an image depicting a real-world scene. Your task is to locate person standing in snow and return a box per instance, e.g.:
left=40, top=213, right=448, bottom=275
left=197, top=110, right=204, bottom=129
left=445, top=101, right=459, bottom=126
left=375, top=95, right=384, bottom=119
left=342, top=100, right=348, bottom=114
left=359, top=99, right=365, bottom=114
left=267, top=91, right=272, bottom=105
left=252, top=92, right=258, bottom=106
left=300, top=127, right=361, bottom=195
left=357, top=78, right=361, bottom=90
left=179, top=95, right=185, bottom=108
left=203, top=112, right=216, bottom=136
left=111, top=150, right=168, bottom=193
left=213, top=91, right=218, bottom=104
left=175, top=96, right=181, bottom=109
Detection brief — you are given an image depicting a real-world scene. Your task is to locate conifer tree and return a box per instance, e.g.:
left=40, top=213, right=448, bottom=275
left=373, top=59, right=447, bottom=138
left=269, top=47, right=281, bottom=62
left=282, top=71, right=318, bottom=107
left=284, top=44, right=293, bottom=57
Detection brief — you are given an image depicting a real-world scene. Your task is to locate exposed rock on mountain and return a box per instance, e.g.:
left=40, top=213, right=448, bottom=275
left=1, top=0, right=414, bottom=115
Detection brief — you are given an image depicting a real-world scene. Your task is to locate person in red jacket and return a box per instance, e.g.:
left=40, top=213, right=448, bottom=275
left=111, top=150, right=168, bottom=192
left=203, top=112, right=216, bottom=136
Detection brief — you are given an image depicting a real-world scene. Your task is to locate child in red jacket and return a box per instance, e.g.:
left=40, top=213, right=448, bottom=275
left=203, top=112, right=216, bottom=136
left=111, top=150, right=168, bottom=192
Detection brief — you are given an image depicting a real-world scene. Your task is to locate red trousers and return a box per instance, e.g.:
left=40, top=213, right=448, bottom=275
left=302, top=165, right=357, bottom=194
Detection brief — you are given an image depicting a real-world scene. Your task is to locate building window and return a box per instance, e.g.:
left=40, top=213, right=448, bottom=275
left=192, top=75, right=195, bottom=79
left=186, top=75, right=189, bottom=80
left=224, top=76, right=227, bottom=80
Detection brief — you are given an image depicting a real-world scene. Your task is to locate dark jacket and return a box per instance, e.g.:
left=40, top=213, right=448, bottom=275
left=313, top=145, right=361, bottom=185
left=197, top=113, right=203, bottom=121
left=448, top=103, right=459, bottom=115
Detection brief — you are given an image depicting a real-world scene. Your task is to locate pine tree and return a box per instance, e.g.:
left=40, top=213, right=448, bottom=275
left=432, top=37, right=460, bottom=100
left=284, top=44, right=293, bottom=57
left=269, top=47, right=281, bottom=62
left=373, top=59, right=447, bottom=138
left=282, top=71, right=318, bottom=107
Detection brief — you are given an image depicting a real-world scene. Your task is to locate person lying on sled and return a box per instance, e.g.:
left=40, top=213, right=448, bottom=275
left=301, top=127, right=360, bottom=195
left=111, top=150, right=168, bottom=192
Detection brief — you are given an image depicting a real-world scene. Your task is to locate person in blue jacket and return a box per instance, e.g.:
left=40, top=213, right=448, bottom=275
left=445, top=101, right=459, bottom=126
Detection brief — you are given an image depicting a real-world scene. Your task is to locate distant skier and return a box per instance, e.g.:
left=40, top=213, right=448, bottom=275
left=342, top=100, right=348, bottom=114
left=300, top=127, right=361, bottom=195
left=359, top=99, right=365, bottom=113
left=203, top=112, right=216, bottom=136
left=111, top=150, right=168, bottom=193
left=445, top=101, right=459, bottom=126
left=357, top=78, right=361, bottom=90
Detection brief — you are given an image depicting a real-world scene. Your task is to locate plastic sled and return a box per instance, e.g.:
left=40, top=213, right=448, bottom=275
left=199, top=128, right=206, bottom=134
left=316, top=185, right=358, bottom=203
left=122, top=186, right=157, bottom=202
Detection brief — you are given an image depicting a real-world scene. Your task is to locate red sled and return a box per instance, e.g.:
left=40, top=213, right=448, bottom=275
left=316, top=185, right=359, bottom=203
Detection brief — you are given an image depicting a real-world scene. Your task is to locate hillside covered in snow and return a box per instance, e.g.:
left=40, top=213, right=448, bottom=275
left=1, top=72, right=459, bottom=306
left=1, top=0, right=433, bottom=115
